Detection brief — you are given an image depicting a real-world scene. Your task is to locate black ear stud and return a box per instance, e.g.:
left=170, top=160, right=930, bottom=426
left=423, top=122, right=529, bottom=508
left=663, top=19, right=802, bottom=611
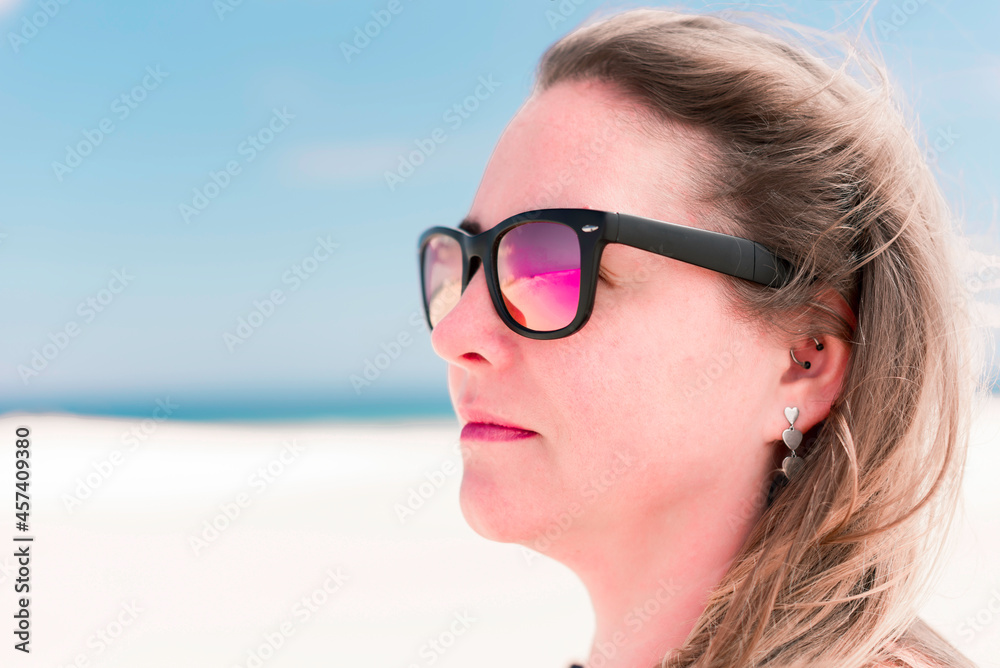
left=790, top=337, right=823, bottom=369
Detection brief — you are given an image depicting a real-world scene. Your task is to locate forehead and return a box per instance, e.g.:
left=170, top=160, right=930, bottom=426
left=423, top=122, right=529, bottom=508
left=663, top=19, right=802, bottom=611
left=465, top=78, right=707, bottom=233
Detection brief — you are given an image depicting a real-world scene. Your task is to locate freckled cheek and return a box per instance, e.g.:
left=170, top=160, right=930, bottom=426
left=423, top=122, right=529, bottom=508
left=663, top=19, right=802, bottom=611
left=585, top=301, right=731, bottom=440
left=545, top=344, right=648, bottom=438
left=521, top=334, right=614, bottom=433
left=538, top=347, right=606, bottom=406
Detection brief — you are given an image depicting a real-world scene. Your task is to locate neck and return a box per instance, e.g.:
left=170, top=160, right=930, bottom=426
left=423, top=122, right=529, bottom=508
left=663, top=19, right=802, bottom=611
left=556, top=484, right=767, bottom=668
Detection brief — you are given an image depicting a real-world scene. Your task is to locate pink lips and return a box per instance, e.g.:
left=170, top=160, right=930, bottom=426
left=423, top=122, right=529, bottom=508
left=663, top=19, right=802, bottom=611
left=461, top=422, right=537, bottom=441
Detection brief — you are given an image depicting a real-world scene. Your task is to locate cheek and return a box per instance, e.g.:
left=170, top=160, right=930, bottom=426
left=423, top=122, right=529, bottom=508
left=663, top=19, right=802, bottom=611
left=536, top=275, right=747, bottom=481
left=563, top=274, right=725, bottom=402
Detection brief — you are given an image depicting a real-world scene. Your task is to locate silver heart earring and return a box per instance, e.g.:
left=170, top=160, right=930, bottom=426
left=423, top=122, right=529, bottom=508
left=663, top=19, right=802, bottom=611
left=781, top=406, right=804, bottom=478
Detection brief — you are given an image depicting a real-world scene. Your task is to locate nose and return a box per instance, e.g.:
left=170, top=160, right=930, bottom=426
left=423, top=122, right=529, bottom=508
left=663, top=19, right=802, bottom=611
left=429, top=257, right=510, bottom=368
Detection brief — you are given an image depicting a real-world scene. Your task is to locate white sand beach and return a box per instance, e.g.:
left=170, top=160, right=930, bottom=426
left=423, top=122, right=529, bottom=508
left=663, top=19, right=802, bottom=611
left=0, top=396, right=997, bottom=668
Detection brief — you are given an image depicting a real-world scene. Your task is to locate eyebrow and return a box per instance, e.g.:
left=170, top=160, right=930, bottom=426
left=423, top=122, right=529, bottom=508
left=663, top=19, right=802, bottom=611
left=459, top=218, right=481, bottom=235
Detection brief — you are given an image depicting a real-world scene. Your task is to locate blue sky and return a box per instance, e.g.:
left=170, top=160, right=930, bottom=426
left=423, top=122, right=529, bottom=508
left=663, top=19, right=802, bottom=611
left=1, top=0, right=997, bottom=419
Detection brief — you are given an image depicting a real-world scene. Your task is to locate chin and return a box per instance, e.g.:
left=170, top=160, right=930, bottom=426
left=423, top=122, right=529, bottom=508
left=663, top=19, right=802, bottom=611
left=457, top=469, right=550, bottom=546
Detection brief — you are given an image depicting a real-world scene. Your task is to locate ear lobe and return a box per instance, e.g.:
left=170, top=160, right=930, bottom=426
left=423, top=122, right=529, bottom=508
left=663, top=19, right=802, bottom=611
left=787, top=284, right=856, bottom=419
left=785, top=333, right=851, bottom=432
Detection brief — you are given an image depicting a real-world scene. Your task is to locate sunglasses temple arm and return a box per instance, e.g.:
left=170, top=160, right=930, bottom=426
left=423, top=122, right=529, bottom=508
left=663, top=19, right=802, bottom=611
left=614, top=212, right=793, bottom=287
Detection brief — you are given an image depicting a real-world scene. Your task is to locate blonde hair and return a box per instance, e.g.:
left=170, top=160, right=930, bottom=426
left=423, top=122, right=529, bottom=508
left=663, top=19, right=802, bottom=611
left=535, top=7, right=992, bottom=668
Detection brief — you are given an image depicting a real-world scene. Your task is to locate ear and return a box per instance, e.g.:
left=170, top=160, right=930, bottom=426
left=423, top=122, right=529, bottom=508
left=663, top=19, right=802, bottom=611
left=772, top=289, right=855, bottom=437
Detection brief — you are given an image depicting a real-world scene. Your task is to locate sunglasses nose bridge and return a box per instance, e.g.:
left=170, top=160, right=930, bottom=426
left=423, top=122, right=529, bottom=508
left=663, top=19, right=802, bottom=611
left=466, top=253, right=483, bottom=284
left=431, top=248, right=505, bottom=341
left=460, top=251, right=502, bottom=322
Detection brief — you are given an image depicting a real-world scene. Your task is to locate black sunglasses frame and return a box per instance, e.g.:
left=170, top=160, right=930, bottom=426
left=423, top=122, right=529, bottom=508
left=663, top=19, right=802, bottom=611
left=417, top=208, right=795, bottom=340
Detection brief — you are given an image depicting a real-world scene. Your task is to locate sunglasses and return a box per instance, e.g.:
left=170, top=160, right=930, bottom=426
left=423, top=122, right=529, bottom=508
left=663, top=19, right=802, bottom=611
left=417, top=208, right=795, bottom=340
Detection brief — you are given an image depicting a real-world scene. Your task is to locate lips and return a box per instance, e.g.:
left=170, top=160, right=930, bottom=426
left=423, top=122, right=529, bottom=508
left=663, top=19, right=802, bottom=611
left=457, top=407, right=536, bottom=441
left=461, top=422, right=537, bottom=442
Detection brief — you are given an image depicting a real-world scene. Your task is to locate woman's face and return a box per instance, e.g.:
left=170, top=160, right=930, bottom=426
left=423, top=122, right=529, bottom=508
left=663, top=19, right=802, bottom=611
left=430, top=79, right=785, bottom=555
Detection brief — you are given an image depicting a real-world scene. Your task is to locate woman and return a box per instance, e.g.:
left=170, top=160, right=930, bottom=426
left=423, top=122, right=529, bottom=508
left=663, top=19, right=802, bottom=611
left=417, top=7, right=986, bottom=667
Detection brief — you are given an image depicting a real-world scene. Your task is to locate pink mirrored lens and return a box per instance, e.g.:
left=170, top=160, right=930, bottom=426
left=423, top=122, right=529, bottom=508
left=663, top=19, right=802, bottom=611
left=423, top=235, right=463, bottom=327
left=497, top=222, right=581, bottom=332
